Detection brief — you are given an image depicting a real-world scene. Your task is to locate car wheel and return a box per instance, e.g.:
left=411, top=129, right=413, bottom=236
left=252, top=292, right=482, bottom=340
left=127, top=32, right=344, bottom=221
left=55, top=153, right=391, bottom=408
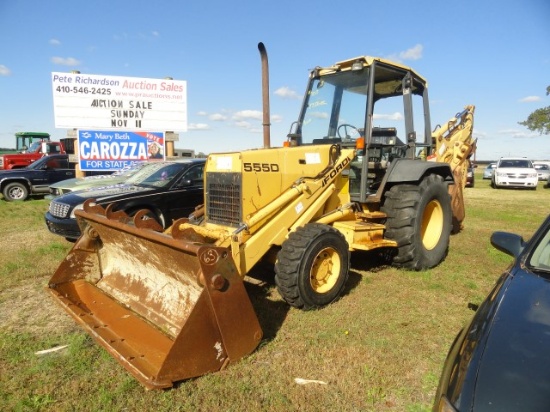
left=2, top=182, right=29, bottom=201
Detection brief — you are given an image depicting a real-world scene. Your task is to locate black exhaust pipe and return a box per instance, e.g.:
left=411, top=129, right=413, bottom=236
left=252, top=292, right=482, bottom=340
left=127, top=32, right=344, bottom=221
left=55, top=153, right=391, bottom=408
left=258, top=42, right=271, bottom=148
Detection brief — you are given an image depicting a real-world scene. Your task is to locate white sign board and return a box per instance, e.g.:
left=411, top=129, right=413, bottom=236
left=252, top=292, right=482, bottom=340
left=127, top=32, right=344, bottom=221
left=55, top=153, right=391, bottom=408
left=51, top=73, right=187, bottom=131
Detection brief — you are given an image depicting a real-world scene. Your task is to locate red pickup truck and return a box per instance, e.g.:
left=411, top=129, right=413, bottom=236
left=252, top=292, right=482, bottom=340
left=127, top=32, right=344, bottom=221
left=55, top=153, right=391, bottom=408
left=0, top=140, right=66, bottom=170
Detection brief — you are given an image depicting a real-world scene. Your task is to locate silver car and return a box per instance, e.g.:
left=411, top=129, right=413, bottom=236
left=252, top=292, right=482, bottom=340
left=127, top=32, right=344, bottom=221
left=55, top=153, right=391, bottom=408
left=47, top=162, right=147, bottom=199
left=534, top=163, right=550, bottom=181
left=482, top=163, right=496, bottom=179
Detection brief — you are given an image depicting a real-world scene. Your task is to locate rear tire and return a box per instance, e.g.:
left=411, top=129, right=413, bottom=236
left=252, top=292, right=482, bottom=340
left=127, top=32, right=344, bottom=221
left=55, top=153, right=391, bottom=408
left=381, top=174, right=452, bottom=270
left=275, top=223, right=350, bottom=310
left=2, top=182, right=29, bottom=201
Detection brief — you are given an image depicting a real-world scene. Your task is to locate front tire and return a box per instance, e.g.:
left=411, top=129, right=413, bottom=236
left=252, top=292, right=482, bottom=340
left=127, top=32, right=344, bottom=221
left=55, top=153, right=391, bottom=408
left=381, top=174, right=452, bottom=270
left=275, top=223, right=350, bottom=310
left=2, top=182, right=29, bottom=201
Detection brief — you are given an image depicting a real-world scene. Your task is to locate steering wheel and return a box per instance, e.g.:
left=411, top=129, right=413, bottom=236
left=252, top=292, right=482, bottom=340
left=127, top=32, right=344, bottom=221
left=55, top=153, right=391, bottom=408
left=337, top=124, right=360, bottom=139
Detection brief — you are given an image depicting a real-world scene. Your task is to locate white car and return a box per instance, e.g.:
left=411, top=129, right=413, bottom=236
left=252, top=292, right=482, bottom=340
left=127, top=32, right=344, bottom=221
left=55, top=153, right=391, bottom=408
left=491, top=157, right=538, bottom=189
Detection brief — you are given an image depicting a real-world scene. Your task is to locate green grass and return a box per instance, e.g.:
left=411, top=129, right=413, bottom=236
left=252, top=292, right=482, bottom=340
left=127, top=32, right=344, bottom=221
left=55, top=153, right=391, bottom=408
left=0, top=175, right=548, bottom=411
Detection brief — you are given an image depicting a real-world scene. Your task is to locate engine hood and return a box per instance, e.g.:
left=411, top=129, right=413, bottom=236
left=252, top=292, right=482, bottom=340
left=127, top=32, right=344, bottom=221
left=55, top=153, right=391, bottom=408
left=0, top=168, right=39, bottom=177
left=54, top=175, right=125, bottom=189
left=470, top=270, right=550, bottom=410
left=56, top=184, right=155, bottom=206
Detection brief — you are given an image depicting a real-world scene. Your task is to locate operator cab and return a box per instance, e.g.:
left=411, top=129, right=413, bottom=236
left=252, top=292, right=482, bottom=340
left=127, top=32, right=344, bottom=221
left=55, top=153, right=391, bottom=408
left=287, top=56, right=432, bottom=202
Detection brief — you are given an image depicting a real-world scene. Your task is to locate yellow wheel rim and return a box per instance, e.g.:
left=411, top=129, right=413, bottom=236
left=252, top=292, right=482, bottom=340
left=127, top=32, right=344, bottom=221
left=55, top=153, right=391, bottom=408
left=310, top=247, right=341, bottom=293
left=421, top=199, right=444, bottom=250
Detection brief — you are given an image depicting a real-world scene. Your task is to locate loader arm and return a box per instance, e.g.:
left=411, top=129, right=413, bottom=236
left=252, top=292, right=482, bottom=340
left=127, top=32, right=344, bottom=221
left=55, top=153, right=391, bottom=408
left=178, top=145, right=357, bottom=277
left=431, top=105, right=476, bottom=231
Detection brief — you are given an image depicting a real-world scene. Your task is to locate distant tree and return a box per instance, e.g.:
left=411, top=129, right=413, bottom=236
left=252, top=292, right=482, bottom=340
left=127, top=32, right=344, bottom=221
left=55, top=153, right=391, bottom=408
left=518, top=85, right=550, bottom=135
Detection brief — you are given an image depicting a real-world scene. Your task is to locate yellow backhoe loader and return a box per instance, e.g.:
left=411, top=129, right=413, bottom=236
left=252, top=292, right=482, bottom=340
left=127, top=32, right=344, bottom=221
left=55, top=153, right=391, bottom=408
left=48, top=43, right=475, bottom=389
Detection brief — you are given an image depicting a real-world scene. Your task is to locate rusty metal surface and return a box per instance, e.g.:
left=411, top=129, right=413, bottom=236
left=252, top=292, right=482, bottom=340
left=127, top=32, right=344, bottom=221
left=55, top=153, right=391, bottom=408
left=48, top=204, right=263, bottom=389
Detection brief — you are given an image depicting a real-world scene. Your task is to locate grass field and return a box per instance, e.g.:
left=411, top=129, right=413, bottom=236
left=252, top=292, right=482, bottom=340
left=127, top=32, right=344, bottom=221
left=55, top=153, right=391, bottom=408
left=0, top=172, right=548, bottom=411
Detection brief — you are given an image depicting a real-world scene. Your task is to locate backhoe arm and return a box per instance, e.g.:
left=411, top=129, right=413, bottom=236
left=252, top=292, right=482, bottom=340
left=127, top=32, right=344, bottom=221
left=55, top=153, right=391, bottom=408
left=431, top=105, right=476, bottom=231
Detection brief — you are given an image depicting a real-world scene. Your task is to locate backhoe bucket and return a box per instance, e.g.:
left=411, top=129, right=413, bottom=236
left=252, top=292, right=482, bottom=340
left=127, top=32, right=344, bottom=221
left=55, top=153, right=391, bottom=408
left=47, top=203, right=263, bottom=389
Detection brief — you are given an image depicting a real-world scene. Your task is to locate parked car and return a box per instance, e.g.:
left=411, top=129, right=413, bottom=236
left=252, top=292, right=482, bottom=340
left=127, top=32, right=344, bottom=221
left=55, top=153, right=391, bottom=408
left=45, top=159, right=205, bottom=240
left=482, top=162, right=496, bottom=180
left=534, top=162, right=550, bottom=181
left=47, top=161, right=147, bottom=199
left=433, top=215, right=550, bottom=412
left=465, top=162, right=475, bottom=188
left=0, top=154, right=75, bottom=201
left=491, top=157, right=538, bottom=189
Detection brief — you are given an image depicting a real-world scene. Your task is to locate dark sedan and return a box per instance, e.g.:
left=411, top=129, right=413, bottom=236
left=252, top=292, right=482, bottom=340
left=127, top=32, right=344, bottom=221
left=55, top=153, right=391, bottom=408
left=433, top=215, right=550, bottom=412
left=465, top=162, right=475, bottom=188
left=45, top=159, right=205, bottom=240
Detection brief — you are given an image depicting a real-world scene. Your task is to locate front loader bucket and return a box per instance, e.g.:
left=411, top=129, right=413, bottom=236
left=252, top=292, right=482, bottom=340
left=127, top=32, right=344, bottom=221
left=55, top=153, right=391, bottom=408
left=47, top=203, right=263, bottom=389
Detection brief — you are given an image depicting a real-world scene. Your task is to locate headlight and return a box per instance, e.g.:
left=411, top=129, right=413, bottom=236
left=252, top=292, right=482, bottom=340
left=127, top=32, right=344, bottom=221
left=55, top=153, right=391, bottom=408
left=70, top=204, right=84, bottom=218
left=528, top=172, right=537, bottom=178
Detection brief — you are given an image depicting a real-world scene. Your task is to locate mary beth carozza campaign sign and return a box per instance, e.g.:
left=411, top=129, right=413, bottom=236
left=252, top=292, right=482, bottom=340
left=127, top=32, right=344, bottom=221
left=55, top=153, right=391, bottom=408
left=78, top=130, right=165, bottom=171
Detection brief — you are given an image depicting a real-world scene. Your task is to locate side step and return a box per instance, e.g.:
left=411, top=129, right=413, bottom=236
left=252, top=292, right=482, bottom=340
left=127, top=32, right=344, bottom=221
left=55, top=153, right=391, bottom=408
left=333, top=220, right=397, bottom=251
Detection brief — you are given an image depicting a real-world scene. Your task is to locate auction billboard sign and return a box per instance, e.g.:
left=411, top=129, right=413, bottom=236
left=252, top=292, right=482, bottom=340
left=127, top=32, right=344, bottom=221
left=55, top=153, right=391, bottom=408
left=78, top=130, right=164, bottom=171
left=52, top=73, right=187, bottom=131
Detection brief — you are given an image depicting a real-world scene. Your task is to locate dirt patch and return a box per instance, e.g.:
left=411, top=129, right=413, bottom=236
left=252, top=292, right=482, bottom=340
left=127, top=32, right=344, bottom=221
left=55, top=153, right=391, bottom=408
left=0, top=276, right=78, bottom=336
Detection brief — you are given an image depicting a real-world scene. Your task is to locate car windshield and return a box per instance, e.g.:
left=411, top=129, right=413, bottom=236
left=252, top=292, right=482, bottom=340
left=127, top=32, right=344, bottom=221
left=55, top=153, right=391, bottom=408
left=124, top=162, right=183, bottom=188
left=28, top=141, right=43, bottom=152
left=26, top=156, right=50, bottom=170
left=111, top=162, right=146, bottom=177
left=535, top=164, right=549, bottom=171
left=528, top=224, right=550, bottom=272
left=499, top=159, right=532, bottom=168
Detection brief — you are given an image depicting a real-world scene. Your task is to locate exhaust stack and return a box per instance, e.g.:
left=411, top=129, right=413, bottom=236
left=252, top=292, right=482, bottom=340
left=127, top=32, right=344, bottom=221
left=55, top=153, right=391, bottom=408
left=258, top=42, right=271, bottom=148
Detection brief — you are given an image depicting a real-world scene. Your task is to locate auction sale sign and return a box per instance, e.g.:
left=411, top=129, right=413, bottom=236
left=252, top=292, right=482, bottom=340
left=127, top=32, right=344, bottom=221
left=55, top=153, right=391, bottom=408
left=78, top=130, right=164, bottom=171
left=52, top=73, right=187, bottom=131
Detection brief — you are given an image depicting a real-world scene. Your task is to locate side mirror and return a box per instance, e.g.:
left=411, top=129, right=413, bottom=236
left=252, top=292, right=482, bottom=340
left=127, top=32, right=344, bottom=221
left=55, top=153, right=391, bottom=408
left=176, top=179, right=192, bottom=188
left=490, top=231, right=525, bottom=258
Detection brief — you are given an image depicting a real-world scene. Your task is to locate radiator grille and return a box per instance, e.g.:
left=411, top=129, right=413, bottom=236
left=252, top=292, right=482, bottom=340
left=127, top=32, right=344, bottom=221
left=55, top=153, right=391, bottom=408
left=206, top=172, right=242, bottom=227
left=49, top=201, right=70, bottom=218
